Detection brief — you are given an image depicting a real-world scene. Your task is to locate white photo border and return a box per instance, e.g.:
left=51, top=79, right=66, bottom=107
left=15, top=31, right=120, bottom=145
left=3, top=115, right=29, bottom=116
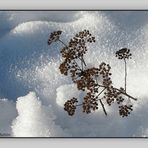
left=0, top=0, right=148, bottom=148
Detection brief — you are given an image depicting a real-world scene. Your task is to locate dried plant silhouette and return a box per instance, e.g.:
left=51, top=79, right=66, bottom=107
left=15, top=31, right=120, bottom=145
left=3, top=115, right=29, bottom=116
left=48, top=30, right=137, bottom=117
left=115, top=48, right=132, bottom=93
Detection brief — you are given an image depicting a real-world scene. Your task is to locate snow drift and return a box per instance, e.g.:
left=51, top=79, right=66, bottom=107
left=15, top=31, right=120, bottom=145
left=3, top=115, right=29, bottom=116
left=11, top=92, right=68, bottom=137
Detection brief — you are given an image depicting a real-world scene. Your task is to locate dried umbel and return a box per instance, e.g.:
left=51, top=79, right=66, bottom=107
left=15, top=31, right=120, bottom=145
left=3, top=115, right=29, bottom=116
left=48, top=30, right=137, bottom=117
left=59, top=30, right=95, bottom=80
left=98, top=63, right=112, bottom=87
left=76, top=67, right=99, bottom=91
left=64, top=97, right=78, bottom=116
left=48, top=30, right=62, bottom=45
left=115, top=48, right=132, bottom=60
left=104, top=86, right=121, bottom=106
left=61, top=30, right=95, bottom=60
left=104, top=87, right=130, bottom=106
left=83, top=92, right=98, bottom=114
left=119, top=105, right=133, bottom=117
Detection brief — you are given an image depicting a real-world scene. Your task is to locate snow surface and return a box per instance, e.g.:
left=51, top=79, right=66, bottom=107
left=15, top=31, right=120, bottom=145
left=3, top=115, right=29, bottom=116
left=11, top=92, right=68, bottom=137
left=0, top=11, right=148, bottom=137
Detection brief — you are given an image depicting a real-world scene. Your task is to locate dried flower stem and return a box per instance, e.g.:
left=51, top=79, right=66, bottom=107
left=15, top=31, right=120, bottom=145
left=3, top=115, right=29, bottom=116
left=114, top=87, right=137, bottom=101
left=81, top=57, right=87, bottom=66
left=99, top=99, right=107, bottom=116
left=124, top=58, right=127, bottom=93
left=96, top=87, right=106, bottom=98
left=58, top=39, right=68, bottom=48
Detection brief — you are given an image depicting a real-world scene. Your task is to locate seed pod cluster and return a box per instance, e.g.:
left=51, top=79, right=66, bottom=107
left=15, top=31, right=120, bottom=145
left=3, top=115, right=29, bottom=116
left=60, top=30, right=95, bottom=60
left=76, top=67, right=99, bottom=91
left=48, top=30, right=62, bottom=45
left=98, top=62, right=112, bottom=87
left=119, top=105, right=133, bottom=117
left=104, top=86, right=124, bottom=105
left=83, top=92, right=98, bottom=114
left=64, top=97, right=78, bottom=116
left=115, top=48, right=132, bottom=59
left=59, top=30, right=95, bottom=79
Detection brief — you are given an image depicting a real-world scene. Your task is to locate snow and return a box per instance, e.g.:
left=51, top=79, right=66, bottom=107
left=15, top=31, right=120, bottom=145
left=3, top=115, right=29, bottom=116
left=0, top=11, right=148, bottom=137
left=11, top=92, right=68, bottom=137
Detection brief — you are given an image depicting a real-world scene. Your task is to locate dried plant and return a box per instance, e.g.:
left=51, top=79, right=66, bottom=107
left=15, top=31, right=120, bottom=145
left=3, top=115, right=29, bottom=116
left=48, top=30, right=137, bottom=117
left=48, top=31, right=62, bottom=45
left=64, top=97, right=78, bottom=116
left=115, top=48, right=132, bottom=92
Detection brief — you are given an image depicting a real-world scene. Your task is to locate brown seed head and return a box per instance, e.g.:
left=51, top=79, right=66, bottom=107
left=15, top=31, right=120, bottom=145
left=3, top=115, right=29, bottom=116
left=48, top=30, right=62, bottom=45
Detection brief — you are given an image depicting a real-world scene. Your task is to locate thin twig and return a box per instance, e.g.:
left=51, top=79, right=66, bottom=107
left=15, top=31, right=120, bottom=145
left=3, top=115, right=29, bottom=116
left=124, top=58, right=127, bottom=93
left=96, top=88, right=106, bottom=98
left=76, top=103, right=83, bottom=107
left=99, top=99, right=107, bottom=116
left=81, top=56, right=87, bottom=66
left=73, top=59, right=82, bottom=71
left=58, top=39, right=68, bottom=47
left=81, top=57, right=84, bottom=71
left=114, top=88, right=137, bottom=101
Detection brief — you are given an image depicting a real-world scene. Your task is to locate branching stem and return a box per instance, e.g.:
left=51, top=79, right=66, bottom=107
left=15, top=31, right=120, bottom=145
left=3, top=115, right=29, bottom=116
left=96, top=88, right=106, bottom=98
left=95, top=84, right=137, bottom=101
left=114, top=87, right=137, bottom=101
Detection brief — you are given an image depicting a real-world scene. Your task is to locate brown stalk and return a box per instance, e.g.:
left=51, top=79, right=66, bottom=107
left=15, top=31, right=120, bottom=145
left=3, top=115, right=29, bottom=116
left=99, top=99, right=107, bottom=116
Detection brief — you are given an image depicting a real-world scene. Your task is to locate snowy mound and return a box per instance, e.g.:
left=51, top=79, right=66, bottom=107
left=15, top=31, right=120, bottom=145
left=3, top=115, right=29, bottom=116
left=11, top=92, right=68, bottom=137
left=56, top=84, right=82, bottom=107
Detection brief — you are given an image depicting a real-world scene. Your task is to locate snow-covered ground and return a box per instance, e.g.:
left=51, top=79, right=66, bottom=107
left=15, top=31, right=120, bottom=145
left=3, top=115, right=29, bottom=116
left=0, top=11, right=148, bottom=137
